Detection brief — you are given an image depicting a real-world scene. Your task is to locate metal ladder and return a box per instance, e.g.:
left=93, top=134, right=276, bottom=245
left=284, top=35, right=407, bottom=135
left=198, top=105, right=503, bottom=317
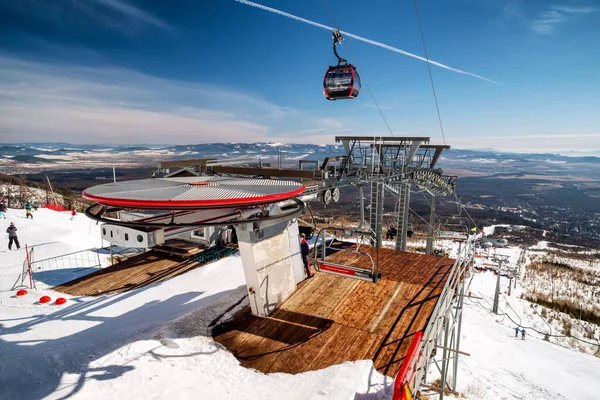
left=395, top=184, right=411, bottom=251
left=369, top=179, right=384, bottom=247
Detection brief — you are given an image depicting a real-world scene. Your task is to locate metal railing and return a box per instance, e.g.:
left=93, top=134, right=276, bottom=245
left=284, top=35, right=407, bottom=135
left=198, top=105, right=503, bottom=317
left=397, top=235, right=476, bottom=399
left=30, top=248, right=103, bottom=275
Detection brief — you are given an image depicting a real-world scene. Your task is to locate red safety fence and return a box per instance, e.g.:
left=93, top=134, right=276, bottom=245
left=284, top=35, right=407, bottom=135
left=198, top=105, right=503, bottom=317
left=392, top=331, right=424, bottom=400
left=44, top=203, right=67, bottom=212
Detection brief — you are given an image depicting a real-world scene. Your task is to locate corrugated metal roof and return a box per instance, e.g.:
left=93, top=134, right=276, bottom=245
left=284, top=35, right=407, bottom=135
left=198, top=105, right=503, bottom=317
left=83, top=177, right=305, bottom=208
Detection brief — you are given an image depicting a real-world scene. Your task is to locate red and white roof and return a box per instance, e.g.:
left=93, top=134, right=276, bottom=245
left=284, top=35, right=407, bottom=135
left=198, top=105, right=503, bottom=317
left=83, top=177, right=305, bottom=209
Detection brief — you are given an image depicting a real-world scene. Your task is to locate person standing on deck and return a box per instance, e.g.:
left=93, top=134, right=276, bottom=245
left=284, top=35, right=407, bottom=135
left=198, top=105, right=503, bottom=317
left=300, top=233, right=313, bottom=278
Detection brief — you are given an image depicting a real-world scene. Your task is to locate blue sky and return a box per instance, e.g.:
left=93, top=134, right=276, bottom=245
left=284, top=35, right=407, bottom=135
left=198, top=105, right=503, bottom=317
left=0, top=0, right=599, bottom=153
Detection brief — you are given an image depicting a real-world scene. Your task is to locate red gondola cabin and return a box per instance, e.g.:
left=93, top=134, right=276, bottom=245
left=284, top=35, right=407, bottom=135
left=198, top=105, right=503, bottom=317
left=323, top=64, right=361, bottom=101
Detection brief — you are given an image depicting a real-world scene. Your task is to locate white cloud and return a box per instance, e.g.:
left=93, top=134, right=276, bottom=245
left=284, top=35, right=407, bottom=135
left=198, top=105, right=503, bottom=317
left=551, top=6, right=598, bottom=14
left=531, top=5, right=598, bottom=34
left=449, top=133, right=600, bottom=153
left=89, top=0, right=172, bottom=32
left=0, top=57, right=350, bottom=144
left=1, top=0, right=172, bottom=36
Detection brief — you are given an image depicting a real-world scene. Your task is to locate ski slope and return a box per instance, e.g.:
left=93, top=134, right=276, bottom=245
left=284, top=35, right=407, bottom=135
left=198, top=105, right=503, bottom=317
left=0, top=207, right=390, bottom=400
left=450, top=245, right=600, bottom=400
left=451, top=299, right=600, bottom=399
left=1, top=207, right=599, bottom=399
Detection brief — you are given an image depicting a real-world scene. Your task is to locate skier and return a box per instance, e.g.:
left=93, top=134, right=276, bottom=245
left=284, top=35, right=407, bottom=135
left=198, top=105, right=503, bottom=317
left=521, top=328, right=526, bottom=340
left=25, top=202, right=33, bottom=219
left=70, top=210, right=77, bottom=221
left=6, top=222, right=20, bottom=250
left=0, top=201, right=7, bottom=219
left=515, top=327, right=519, bottom=338
left=300, top=233, right=313, bottom=278
left=33, top=201, right=39, bottom=211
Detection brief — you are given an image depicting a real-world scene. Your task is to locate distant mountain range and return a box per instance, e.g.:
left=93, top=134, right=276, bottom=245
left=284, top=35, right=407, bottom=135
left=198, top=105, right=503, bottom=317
left=1, top=142, right=599, bottom=163
left=1, top=143, right=599, bottom=184
left=1, top=142, right=598, bottom=241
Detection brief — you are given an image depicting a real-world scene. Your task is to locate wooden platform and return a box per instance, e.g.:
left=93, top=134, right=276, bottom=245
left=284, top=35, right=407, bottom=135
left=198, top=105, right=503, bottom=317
left=154, top=239, right=204, bottom=257
left=53, top=251, right=202, bottom=296
left=213, top=244, right=453, bottom=377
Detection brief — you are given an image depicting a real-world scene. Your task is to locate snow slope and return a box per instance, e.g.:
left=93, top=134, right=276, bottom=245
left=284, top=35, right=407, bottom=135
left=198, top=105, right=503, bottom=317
left=2, top=209, right=599, bottom=400
left=0, top=208, right=390, bottom=400
left=453, top=301, right=600, bottom=400
left=450, top=245, right=600, bottom=400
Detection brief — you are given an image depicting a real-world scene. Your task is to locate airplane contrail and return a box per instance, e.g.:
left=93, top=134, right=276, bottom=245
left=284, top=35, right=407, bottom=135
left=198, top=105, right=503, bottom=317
left=235, top=0, right=499, bottom=85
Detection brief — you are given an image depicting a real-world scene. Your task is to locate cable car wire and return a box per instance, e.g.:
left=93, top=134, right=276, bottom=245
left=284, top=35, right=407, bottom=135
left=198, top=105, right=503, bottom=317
left=454, top=193, right=479, bottom=231
left=412, top=0, right=447, bottom=145
left=420, top=191, right=445, bottom=230
left=409, top=206, right=439, bottom=234
left=236, top=0, right=500, bottom=85
left=321, top=0, right=395, bottom=137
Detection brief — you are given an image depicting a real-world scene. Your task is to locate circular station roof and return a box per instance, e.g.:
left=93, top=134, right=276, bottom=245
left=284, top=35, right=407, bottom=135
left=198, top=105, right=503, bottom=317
left=83, top=176, right=306, bottom=209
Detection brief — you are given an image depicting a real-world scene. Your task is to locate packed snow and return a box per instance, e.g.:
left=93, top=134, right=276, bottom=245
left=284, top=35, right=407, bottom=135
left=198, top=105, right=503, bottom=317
left=1, top=207, right=599, bottom=400
left=0, top=207, right=390, bottom=400
left=451, top=244, right=600, bottom=399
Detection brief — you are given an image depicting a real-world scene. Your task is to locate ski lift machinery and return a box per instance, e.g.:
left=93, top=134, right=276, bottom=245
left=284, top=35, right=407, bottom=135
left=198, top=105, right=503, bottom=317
left=323, top=30, right=361, bottom=100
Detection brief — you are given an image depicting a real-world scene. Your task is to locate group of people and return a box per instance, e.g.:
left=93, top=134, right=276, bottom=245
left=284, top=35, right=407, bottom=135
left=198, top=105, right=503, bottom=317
left=515, top=327, right=526, bottom=340
left=2, top=198, right=79, bottom=251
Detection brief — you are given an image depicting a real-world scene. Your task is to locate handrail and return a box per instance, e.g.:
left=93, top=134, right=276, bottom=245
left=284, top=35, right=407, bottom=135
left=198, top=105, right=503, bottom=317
left=30, top=247, right=103, bottom=274
left=31, top=247, right=100, bottom=263
left=394, top=234, right=476, bottom=398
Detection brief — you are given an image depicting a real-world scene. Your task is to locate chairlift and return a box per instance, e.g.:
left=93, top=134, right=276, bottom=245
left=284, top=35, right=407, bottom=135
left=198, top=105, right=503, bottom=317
left=323, top=30, right=361, bottom=101
left=443, top=217, right=469, bottom=234
left=438, top=217, right=469, bottom=241
left=312, top=229, right=380, bottom=282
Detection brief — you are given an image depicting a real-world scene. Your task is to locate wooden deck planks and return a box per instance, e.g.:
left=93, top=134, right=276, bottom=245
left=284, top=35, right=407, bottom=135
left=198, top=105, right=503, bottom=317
left=53, top=251, right=204, bottom=296
left=213, top=245, right=454, bottom=377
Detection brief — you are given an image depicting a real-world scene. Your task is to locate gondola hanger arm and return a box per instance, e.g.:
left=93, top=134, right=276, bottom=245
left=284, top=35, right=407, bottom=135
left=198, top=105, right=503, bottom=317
left=332, top=30, right=347, bottom=65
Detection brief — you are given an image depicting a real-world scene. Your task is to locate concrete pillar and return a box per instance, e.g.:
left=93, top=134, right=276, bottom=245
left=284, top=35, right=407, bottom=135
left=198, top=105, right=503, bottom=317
left=236, top=218, right=303, bottom=317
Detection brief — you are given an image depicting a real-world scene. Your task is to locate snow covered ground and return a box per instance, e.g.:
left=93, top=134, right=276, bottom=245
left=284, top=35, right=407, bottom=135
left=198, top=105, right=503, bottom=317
left=0, top=207, right=107, bottom=291
left=450, top=244, right=600, bottom=399
left=452, top=299, right=600, bottom=400
left=1, top=209, right=599, bottom=400
left=0, top=208, right=390, bottom=400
